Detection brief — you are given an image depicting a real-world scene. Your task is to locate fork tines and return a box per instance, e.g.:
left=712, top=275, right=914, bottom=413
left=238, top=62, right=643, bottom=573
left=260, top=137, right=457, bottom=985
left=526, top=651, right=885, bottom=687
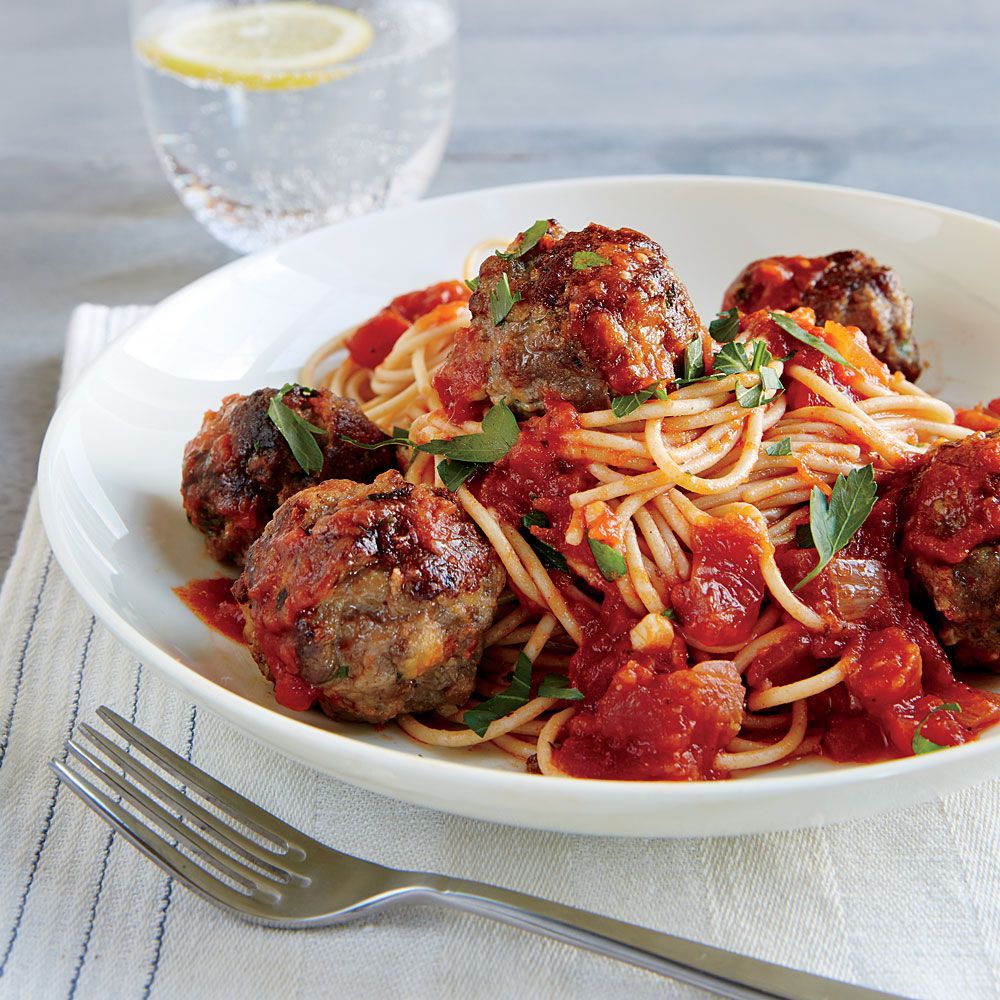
left=51, top=707, right=310, bottom=914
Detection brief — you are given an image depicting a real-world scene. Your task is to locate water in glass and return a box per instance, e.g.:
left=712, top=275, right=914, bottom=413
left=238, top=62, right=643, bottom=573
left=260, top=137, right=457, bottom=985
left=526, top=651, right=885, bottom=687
left=132, top=0, right=456, bottom=253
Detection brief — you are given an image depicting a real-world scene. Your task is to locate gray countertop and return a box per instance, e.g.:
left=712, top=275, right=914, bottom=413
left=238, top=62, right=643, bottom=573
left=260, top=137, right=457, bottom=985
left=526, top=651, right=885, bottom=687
left=3, top=0, right=998, bottom=575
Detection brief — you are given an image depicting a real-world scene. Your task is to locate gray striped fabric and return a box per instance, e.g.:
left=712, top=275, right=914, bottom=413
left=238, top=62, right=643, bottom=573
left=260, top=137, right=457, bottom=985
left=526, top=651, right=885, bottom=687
left=1, top=306, right=998, bottom=1000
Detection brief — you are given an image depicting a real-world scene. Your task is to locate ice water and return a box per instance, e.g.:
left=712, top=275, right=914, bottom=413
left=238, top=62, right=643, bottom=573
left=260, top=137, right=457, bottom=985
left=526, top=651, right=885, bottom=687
left=133, top=1, right=456, bottom=253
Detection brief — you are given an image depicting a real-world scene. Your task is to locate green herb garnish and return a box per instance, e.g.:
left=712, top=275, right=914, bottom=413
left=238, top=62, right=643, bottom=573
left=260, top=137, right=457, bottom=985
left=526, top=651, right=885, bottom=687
left=587, top=535, right=627, bottom=581
left=768, top=311, right=857, bottom=372
left=537, top=674, right=585, bottom=700
left=332, top=664, right=350, bottom=679
left=341, top=426, right=412, bottom=451
left=709, top=341, right=784, bottom=408
left=267, top=384, right=327, bottom=475
left=341, top=402, right=519, bottom=492
left=912, top=702, right=962, bottom=755
left=490, top=273, right=521, bottom=325
left=521, top=510, right=569, bottom=573
left=765, top=437, right=792, bottom=457
left=465, top=277, right=479, bottom=293
left=794, top=465, right=877, bottom=590
left=709, top=307, right=740, bottom=343
left=464, top=652, right=534, bottom=737
left=661, top=608, right=678, bottom=621
left=572, top=250, right=611, bottom=270
left=682, top=336, right=705, bottom=383
left=496, top=220, right=548, bottom=260
left=418, top=399, right=519, bottom=463
left=610, top=383, right=669, bottom=418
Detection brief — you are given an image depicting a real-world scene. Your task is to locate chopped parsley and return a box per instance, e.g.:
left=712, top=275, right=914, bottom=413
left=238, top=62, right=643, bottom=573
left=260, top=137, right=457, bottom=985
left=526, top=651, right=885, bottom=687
left=341, top=401, right=519, bottom=492
left=464, top=652, right=534, bottom=737
left=571, top=250, right=611, bottom=270
left=708, top=307, right=740, bottom=343
left=267, top=384, right=327, bottom=475
left=794, top=465, right=877, bottom=590
left=496, top=220, right=548, bottom=260
left=768, top=311, right=857, bottom=372
left=537, top=674, right=585, bottom=700
left=610, top=383, right=669, bottom=418
left=490, top=273, right=521, bottom=325
left=522, top=510, right=569, bottom=573
left=682, top=336, right=705, bottom=383
left=912, top=702, right=962, bottom=755
left=587, top=535, right=627, bottom=581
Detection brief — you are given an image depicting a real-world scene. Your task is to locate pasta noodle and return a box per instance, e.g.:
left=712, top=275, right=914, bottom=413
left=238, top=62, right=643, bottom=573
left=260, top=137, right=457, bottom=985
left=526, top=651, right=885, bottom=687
left=301, top=267, right=977, bottom=780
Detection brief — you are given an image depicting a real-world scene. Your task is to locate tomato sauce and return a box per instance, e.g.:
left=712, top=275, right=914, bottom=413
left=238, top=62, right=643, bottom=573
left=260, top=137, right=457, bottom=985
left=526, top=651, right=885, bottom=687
left=740, top=309, right=889, bottom=411
left=474, top=401, right=593, bottom=531
left=723, top=255, right=830, bottom=313
left=433, top=324, right=489, bottom=423
left=767, top=479, right=1000, bottom=762
left=173, top=577, right=247, bottom=645
left=346, top=280, right=470, bottom=369
left=671, top=515, right=766, bottom=649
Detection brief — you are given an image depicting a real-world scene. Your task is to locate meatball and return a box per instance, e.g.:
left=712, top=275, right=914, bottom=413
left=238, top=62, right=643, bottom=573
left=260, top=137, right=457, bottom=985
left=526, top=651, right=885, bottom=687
left=233, top=470, right=506, bottom=723
left=900, top=433, right=1000, bottom=670
left=181, top=386, right=393, bottom=565
left=722, top=250, right=920, bottom=381
left=435, top=221, right=702, bottom=416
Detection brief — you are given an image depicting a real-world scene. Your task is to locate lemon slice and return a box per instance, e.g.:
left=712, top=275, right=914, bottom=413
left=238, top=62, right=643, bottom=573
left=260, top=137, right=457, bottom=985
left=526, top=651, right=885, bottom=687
left=138, top=2, right=374, bottom=90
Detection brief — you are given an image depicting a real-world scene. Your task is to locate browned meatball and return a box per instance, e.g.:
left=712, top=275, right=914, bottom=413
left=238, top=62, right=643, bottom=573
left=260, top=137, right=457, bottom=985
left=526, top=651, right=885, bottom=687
left=181, top=386, right=393, bottom=566
left=900, top=433, right=1000, bottom=670
left=722, top=250, right=920, bottom=381
left=434, top=221, right=703, bottom=416
left=233, top=470, right=506, bottom=723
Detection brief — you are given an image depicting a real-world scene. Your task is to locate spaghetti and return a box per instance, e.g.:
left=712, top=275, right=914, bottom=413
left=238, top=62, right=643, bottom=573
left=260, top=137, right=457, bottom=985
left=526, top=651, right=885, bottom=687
left=297, top=238, right=1000, bottom=782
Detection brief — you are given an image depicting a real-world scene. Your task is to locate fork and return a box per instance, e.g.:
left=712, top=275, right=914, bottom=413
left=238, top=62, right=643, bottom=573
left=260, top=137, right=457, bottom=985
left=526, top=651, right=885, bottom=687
left=52, top=708, right=897, bottom=1000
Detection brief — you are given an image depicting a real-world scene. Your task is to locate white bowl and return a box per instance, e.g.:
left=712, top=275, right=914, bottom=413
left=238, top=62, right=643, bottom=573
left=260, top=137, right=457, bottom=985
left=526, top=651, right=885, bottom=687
left=38, top=175, right=1000, bottom=836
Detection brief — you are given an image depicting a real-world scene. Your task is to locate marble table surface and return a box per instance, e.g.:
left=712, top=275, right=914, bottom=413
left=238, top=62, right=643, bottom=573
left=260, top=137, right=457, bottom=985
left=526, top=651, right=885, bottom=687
left=3, top=0, right=998, bottom=575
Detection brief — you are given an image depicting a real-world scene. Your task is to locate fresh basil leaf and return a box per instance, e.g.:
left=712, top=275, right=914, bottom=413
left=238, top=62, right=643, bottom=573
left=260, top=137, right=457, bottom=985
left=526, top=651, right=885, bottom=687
left=465, top=277, right=479, bottom=292
left=463, top=652, right=534, bottom=737
left=537, top=674, right=585, bottom=700
left=588, top=535, right=627, bottom=580
left=912, top=702, right=962, bottom=755
left=267, top=385, right=327, bottom=475
left=766, top=437, right=793, bottom=457
left=521, top=510, right=569, bottom=573
left=497, top=220, right=549, bottom=260
left=489, top=273, right=521, bottom=325
left=437, top=459, right=483, bottom=492
left=794, top=465, right=877, bottom=590
left=709, top=307, right=740, bottom=343
left=768, top=311, right=857, bottom=372
left=572, top=250, right=611, bottom=270
left=683, top=337, right=705, bottom=383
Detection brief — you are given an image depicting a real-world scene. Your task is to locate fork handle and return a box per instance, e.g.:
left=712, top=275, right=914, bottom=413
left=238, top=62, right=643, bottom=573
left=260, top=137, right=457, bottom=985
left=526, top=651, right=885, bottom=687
left=401, top=874, right=896, bottom=1000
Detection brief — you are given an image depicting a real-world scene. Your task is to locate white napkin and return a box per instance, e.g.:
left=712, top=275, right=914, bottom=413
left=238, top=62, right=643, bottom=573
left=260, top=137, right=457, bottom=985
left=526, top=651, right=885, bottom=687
left=1, top=305, right=999, bottom=1000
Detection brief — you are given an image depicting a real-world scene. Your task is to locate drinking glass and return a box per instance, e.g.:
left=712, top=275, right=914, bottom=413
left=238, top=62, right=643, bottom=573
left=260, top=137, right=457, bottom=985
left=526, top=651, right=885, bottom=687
left=130, top=0, right=456, bottom=253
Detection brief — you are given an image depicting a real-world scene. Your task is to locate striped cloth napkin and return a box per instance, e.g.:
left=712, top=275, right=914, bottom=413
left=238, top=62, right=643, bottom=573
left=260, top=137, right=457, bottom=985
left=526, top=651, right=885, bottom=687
left=1, top=305, right=999, bottom=1000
